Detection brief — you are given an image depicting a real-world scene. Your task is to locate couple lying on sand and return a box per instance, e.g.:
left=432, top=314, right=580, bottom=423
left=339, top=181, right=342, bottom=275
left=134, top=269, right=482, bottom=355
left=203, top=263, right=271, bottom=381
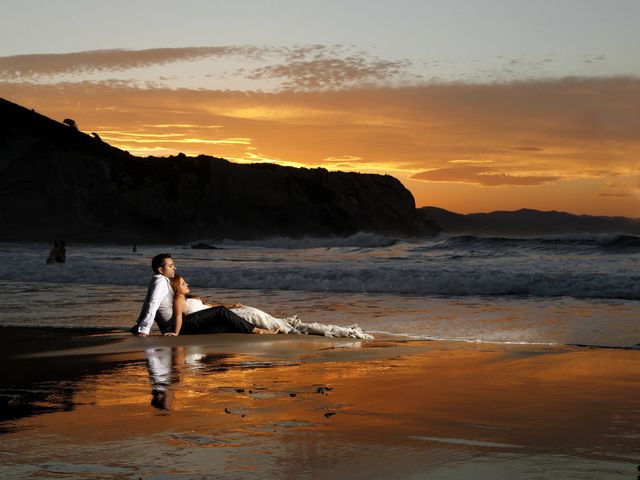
left=131, top=253, right=372, bottom=339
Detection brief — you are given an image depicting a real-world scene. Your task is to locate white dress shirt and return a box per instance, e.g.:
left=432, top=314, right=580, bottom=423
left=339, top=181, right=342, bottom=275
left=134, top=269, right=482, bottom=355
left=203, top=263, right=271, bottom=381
left=137, top=274, right=173, bottom=334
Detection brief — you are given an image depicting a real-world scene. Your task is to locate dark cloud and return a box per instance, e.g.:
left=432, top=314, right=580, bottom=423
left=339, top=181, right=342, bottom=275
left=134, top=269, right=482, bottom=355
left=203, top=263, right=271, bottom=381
left=584, top=54, right=607, bottom=64
left=512, top=147, right=544, bottom=152
left=597, top=192, right=630, bottom=197
left=237, top=44, right=413, bottom=89
left=0, top=46, right=274, bottom=79
left=247, top=56, right=411, bottom=89
left=0, top=44, right=411, bottom=88
left=410, top=166, right=560, bottom=186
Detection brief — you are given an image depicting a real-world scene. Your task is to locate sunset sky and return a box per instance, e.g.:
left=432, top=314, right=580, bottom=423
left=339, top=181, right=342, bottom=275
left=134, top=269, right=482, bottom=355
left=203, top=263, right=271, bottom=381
left=1, top=0, right=638, bottom=216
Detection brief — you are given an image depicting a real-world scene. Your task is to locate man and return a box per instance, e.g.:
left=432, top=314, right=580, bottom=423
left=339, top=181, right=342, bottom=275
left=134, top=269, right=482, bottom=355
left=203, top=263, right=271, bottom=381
left=132, top=253, right=176, bottom=336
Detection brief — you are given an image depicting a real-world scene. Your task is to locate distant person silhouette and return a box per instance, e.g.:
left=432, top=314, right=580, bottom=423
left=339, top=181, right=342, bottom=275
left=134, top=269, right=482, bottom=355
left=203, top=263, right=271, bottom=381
left=46, top=241, right=59, bottom=264
left=55, top=241, right=66, bottom=263
left=133, top=244, right=137, bottom=253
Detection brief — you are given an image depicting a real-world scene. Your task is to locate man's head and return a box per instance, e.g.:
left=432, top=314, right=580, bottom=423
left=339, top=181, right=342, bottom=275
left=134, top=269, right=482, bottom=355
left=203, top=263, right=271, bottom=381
left=151, top=253, right=176, bottom=278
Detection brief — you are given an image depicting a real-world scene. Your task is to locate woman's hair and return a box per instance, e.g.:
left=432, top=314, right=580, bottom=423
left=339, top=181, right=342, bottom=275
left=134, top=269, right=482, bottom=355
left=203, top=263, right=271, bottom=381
left=169, top=274, right=183, bottom=294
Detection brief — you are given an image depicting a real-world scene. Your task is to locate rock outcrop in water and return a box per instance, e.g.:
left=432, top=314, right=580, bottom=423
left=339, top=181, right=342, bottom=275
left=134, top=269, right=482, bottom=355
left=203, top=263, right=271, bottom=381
left=0, top=98, right=438, bottom=243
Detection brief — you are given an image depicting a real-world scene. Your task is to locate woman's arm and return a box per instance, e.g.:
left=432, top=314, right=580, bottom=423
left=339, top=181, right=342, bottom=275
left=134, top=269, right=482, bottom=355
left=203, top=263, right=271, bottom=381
left=165, top=295, right=186, bottom=336
left=186, top=294, right=241, bottom=309
left=200, top=298, right=241, bottom=309
left=203, top=302, right=241, bottom=309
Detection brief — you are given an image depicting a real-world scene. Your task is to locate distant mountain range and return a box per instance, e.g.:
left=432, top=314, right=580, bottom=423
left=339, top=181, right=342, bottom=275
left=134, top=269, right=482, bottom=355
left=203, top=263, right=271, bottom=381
left=419, top=206, right=639, bottom=235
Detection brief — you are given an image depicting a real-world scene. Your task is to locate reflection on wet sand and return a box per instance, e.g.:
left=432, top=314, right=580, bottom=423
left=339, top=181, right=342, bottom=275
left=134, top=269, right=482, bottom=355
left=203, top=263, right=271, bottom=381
left=146, top=347, right=175, bottom=410
left=146, top=346, right=217, bottom=410
left=0, top=328, right=144, bottom=428
left=1, top=329, right=639, bottom=479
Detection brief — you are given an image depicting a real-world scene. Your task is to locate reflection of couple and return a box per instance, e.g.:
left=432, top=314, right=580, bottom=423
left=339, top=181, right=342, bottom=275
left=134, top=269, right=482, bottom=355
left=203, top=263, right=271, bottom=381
left=131, top=253, right=280, bottom=336
left=145, top=347, right=175, bottom=409
left=145, top=346, right=216, bottom=410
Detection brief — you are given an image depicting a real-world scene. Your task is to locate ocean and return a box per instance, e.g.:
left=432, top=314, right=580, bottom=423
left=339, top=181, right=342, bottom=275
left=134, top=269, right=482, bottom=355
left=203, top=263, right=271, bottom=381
left=0, top=232, right=638, bottom=348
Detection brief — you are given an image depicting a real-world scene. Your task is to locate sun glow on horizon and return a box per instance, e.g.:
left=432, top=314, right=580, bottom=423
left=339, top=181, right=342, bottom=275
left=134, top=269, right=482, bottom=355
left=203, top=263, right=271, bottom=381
left=2, top=75, right=638, bottom=217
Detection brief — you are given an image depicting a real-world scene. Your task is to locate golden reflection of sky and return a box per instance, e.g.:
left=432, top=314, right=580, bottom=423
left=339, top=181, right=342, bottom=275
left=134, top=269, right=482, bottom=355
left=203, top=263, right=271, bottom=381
left=4, top=344, right=639, bottom=479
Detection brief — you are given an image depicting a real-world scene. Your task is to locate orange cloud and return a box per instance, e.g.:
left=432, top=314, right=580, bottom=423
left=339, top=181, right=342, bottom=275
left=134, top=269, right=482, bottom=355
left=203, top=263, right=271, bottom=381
left=410, top=166, right=560, bottom=186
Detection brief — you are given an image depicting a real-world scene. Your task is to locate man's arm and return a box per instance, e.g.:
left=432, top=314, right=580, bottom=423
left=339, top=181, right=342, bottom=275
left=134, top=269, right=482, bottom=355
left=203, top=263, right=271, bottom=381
left=137, top=276, right=170, bottom=335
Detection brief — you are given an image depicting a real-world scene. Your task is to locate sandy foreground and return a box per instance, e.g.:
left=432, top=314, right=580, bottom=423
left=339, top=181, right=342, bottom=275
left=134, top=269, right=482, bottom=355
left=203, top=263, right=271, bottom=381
left=0, top=327, right=638, bottom=479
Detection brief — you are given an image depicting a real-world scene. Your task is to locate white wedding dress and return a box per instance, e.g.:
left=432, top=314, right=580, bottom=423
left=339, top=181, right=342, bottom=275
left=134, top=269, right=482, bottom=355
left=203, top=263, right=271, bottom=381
left=184, top=298, right=373, bottom=339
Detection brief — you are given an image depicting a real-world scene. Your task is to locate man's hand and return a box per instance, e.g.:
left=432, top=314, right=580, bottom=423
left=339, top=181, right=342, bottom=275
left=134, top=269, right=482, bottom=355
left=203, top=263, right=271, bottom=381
left=164, top=332, right=178, bottom=336
left=137, top=332, right=149, bottom=337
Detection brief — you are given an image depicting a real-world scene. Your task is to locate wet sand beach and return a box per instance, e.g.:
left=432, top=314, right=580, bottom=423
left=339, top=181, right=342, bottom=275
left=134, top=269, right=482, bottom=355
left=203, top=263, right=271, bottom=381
left=1, top=327, right=638, bottom=479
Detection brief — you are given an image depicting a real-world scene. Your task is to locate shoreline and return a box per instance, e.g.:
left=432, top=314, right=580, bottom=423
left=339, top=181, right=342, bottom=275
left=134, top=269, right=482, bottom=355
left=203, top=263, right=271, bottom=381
left=3, top=324, right=638, bottom=353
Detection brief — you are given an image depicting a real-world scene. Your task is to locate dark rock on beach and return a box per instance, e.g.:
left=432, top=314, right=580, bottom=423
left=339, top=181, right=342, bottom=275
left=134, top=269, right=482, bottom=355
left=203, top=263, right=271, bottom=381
left=190, top=242, right=221, bottom=250
left=316, top=386, right=333, bottom=394
left=0, top=97, right=439, bottom=243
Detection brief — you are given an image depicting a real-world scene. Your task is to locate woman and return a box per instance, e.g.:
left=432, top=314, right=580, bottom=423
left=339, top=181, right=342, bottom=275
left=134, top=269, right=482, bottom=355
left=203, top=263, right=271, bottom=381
left=170, top=275, right=373, bottom=339
left=167, top=275, right=279, bottom=336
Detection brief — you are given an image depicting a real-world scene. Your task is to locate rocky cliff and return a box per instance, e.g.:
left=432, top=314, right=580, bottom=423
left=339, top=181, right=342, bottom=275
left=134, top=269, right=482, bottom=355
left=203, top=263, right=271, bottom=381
left=0, top=98, right=437, bottom=243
